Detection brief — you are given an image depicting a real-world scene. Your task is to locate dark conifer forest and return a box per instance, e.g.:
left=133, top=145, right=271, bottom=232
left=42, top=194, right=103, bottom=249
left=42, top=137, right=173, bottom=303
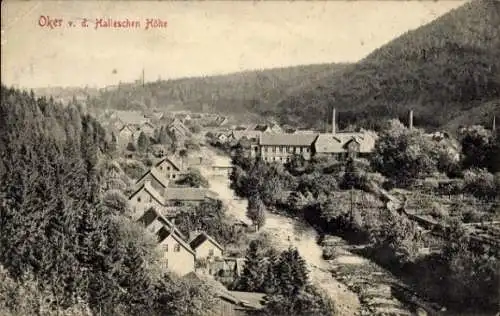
left=0, top=85, right=216, bottom=316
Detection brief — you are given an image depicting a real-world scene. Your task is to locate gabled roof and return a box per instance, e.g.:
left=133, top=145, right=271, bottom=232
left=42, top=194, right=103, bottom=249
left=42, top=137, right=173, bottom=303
left=157, top=226, right=195, bottom=256
left=145, top=111, right=164, bottom=120
left=164, top=188, right=212, bottom=201
left=260, top=133, right=319, bottom=146
left=141, top=121, right=155, bottom=129
left=114, top=110, right=149, bottom=125
left=155, top=156, right=182, bottom=171
left=228, top=291, right=266, bottom=310
left=189, top=232, right=224, bottom=252
left=231, top=130, right=262, bottom=140
left=136, top=167, right=170, bottom=188
left=119, top=124, right=135, bottom=133
left=314, top=132, right=377, bottom=153
left=139, top=207, right=188, bottom=241
left=183, top=272, right=240, bottom=304
left=129, top=182, right=165, bottom=205
left=168, top=120, right=190, bottom=135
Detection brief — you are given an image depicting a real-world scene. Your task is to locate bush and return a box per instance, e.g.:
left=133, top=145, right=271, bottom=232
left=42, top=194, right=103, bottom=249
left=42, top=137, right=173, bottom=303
left=322, top=246, right=336, bottom=260
left=438, top=180, right=465, bottom=196
left=463, top=168, right=497, bottom=200
left=420, top=179, right=440, bottom=194
left=429, top=202, right=449, bottom=219
left=120, top=159, right=147, bottom=180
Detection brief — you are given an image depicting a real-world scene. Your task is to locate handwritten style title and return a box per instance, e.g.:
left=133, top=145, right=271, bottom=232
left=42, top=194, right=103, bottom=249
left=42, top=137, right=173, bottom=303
left=38, top=16, right=168, bottom=30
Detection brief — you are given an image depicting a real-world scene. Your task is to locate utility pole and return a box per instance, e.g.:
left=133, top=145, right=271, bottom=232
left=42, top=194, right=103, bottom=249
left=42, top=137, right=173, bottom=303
left=493, top=115, right=496, bottom=137
left=350, top=185, right=354, bottom=218
left=142, top=68, right=145, bottom=88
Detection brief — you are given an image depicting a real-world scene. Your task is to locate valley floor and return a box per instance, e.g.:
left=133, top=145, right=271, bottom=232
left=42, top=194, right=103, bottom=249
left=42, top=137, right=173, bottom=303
left=198, top=147, right=452, bottom=316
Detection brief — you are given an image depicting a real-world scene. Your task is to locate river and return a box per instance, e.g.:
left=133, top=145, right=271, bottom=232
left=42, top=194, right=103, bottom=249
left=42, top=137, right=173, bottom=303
left=198, top=147, right=422, bottom=316
left=199, top=148, right=361, bottom=316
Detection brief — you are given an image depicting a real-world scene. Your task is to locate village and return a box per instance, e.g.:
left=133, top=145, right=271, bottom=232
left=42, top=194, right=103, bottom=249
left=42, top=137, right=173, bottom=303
left=91, top=104, right=499, bottom=316
left=2, top=1, right=499, bottom=315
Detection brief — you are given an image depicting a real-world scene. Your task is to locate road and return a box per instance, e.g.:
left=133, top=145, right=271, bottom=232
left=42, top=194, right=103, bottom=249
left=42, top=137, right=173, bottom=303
left=198, top=148, right=361, bottom=316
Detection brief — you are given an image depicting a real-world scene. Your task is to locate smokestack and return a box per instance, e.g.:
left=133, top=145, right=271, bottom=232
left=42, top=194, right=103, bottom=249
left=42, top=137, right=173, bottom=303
left=409, top=110, right=414, bottom=130
left=332, top=108, right=336, bottom=134
left=493, top=116, right=496, bottom=133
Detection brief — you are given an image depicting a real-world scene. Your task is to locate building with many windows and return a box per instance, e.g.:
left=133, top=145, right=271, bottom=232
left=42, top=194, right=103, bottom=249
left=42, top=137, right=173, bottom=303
left=252, top=133, right=318, bottom=162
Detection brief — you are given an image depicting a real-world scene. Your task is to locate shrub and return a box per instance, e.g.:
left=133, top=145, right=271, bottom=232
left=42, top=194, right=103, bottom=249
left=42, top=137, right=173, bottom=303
left=429, top=202, right=449, bottom=219
left=463, top=168, right=496, bottom=200
left=322, top=246, right=336, bottom=260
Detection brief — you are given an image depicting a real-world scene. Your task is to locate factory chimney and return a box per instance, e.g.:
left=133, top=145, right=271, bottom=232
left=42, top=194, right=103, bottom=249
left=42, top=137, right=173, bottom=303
left=332, top=108, right=336, bottom=134
left=409, top=110, right=414, bottom=130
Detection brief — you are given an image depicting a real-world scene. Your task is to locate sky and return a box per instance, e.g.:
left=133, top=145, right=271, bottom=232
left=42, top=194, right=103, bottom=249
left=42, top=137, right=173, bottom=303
left=1, top=0, right=466, bottom=89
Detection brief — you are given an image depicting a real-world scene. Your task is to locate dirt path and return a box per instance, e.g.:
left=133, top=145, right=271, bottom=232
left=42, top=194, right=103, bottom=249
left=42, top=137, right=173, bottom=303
left=199, top=148, right=361, bottom=316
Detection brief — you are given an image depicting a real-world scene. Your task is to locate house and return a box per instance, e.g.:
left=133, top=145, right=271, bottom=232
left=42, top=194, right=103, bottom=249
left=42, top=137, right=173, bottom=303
left=135, top=168, right=170, bottom=192
left=167, top=118, right=190, bottom=138
left=138, top=208, right=195, bottom=276
left=202, top=257, right=246, bottom=285
left=247, top=123, right=282, bottom=134
left=229, top=130, right=262, bottom=143
left=129, top=182, right=217, bottom=217
left=118, top=125, right=135, bottom=145
left=174, top=113, right=192, bottom=123
left=257, top=133, right=319, bottom=162
left=266, top=123, right=283, bottom=133
left=424, top=132, right=461, bottom=162
left=304, top=107, right=377, bottom=160
left=129, top=181, right=166, bottom=220
left=190, top=232, right=224, bottom=260
left=313, top=131, right=377, bottom=160
left=215, top=116, right=229, bottom=127
left=157, top=226, right=196, bottom=276
left=144, top=110, right=165, bottom=121
left=139, top=121, right=156, bottom=138
left=216, top=133, right=229, bottom=143
left=155, top=156, right=185, bottom=180
left=113, top=110, right=150, bottom=128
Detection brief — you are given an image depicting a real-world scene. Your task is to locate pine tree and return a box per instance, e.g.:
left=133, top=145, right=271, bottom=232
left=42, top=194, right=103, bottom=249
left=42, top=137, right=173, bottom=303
left=109, top=132, right=118, bottom=154
left=158, top=126, right=173, bottom=146
left=137, top=131, right=149, bottom=152
left=246, top=196, right=266, bottom=231
left=236, top=240, right=266, bottom=292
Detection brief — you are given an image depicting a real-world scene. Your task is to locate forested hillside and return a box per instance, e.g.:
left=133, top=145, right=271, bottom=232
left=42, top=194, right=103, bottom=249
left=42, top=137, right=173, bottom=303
left=0, top=86, right=216, bottom=315
left=85, top=63, right=349, bottom=118
left=274, top=0, right=500, bottom=131
left=33, top=0, right=499, bottom=131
